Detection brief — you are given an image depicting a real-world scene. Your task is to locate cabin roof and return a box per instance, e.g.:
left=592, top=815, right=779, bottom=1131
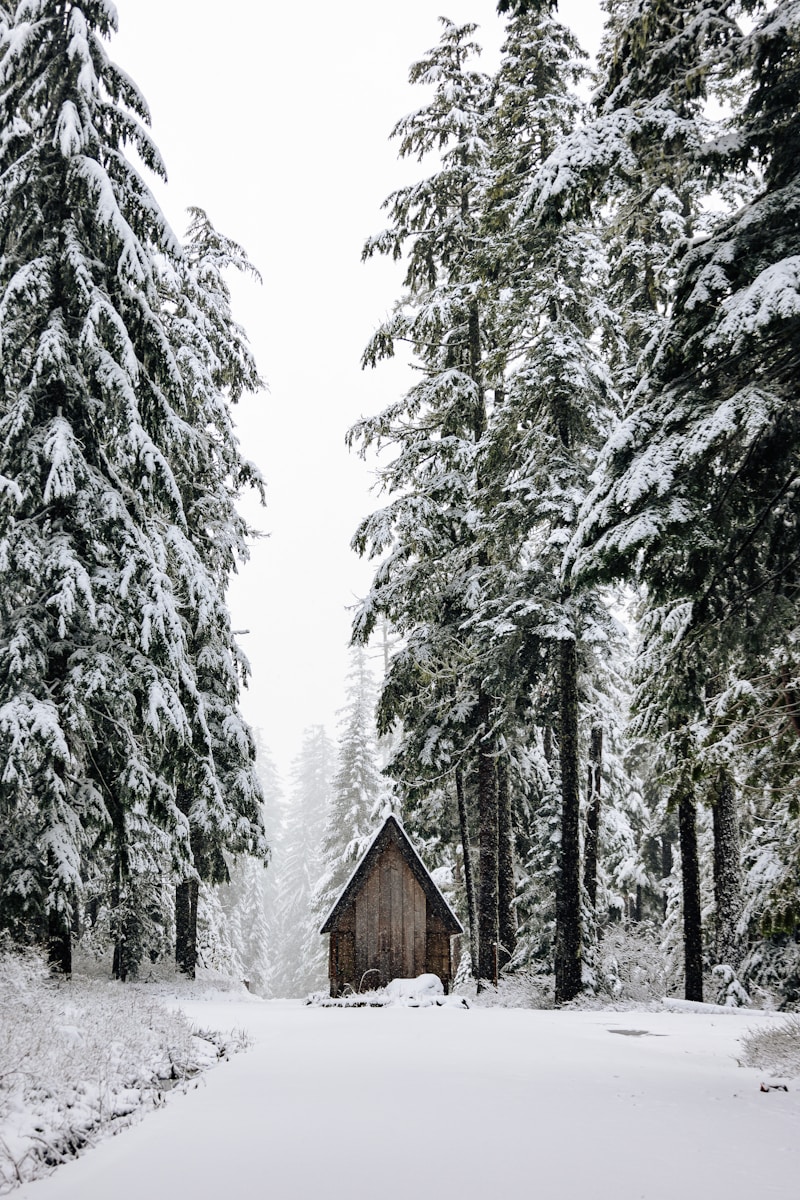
left=319, top=814, right=463, bottom=935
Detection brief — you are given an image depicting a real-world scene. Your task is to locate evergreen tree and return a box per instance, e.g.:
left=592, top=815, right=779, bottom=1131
left=218, top=853, right=270, bottom=994
left=196, top=881, right=243, bottom=980
left=255, top=738, right=284, bottom=995
left=271, top=725, right=334, bottom=997
left=475, top=7, right=621, bottom=1001
left=353, top=10, right=635, bottom=1000
left=571, top=0, right=800, bottom=998
left=0, top=2, right=265, bottom=975
left=350, top=18, right=504, bottom=985
left=165, top=206, right=267, bottom=978
left=314, top=647, right=387, bottom=927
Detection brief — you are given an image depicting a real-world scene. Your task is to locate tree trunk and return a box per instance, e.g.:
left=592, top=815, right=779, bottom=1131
left=477, top=691, right=498, bottom=987
left=455, top=767, right=478, bottom=977
left=555, top=637, right=582, bottom=1003
left=497, top=755, right=517, bottom=970
left=111, top=881, right=126, bottom=982
left=661, top=827, right=673, bottom=920
left=583, top=725, right=603, bottom=912
left=678, top=793, right=704, bottom=1001
left=468, top=301, right=486, bottom=439
left=47, top=910, right=72, bottom=976
left=543, top=722, right=554, bottom=766
left=712, top=769, right=743, bottom=968
left=175, top=878, right=199, bottom=978
left=112, top=907, right=140, bottom=982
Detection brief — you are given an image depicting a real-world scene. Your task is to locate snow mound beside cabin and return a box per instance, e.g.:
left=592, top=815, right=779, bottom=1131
left=308, top=973, right=469, bottom=1008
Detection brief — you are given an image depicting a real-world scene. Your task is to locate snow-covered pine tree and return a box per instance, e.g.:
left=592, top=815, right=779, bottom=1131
left=596, top=0, right=800, bottom=690
left=313, top=647, right=387, bottom=931
left=271, top=725, right=334, bottom=997
left=195, top=880, right=243, bottom=980
left=353, top=10, right=634, bottom=998
left=512, top=728, right=560, bottom=980
left=251, top=735, right=284, bottom=996
left=495, top=2, right=717, bottom=1003
left=472, top=6, right=622, bottom=1001
left=0, top=2, right=265, bottom=976
left=351, top=18, right=508, bottom=986
left=163, top=207, right=267, bottom=978
left=571, top=0, right=800, bottom=998
left=216, top=853, right=270, bottom=993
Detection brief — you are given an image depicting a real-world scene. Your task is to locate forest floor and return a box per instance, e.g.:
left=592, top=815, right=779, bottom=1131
left=14, top=993, right=800, bottom=1200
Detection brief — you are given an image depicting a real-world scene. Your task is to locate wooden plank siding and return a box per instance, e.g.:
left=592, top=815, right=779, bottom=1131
left=402, top=862, right=416, bottom=978
left=355, top=868, right=382, bottom=993
left=389, top=848, right=404, bottom=982
left=323, top=816, right=462, bottom=996
left=349, top=843, right=430, bottom=993
left=426, top=907, right=452, bottom=984
left=413, top=878, right=427, bottom=977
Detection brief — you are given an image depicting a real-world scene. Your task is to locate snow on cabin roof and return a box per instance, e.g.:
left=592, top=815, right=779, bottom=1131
left=319, top=814, right=463, bottom=936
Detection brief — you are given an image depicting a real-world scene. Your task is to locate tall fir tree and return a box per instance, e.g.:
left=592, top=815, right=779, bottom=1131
left=271, top=725, right=334, bottom=997
left=569, top=0, right=799, bottom=998
left=249, top=733, right=284, bottom=996
left=165, top=206, right=267, bottom=979
left=475, top=6, right=622, bottom=1000
left=314, top=647, right=387, bottom=929
left=350, top=18, right=505, bottom=985
left=0, top=1, right=265, bottom=975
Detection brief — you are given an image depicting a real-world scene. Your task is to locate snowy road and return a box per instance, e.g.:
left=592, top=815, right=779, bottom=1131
left=18, top=1000, right=799, bottom=1200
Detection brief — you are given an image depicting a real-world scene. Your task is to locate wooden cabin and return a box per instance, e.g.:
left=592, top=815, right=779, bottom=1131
left=320, top=815, right=463, bottom=997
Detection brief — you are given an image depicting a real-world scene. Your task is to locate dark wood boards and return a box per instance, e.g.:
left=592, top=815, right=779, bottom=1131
left=324, top=817, right=461, bottom=996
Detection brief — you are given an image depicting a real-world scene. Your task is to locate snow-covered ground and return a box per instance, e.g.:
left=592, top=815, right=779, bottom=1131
left=15, top=996, right=799, bottom=1200
left=0, top=961, right=253, bottom=1194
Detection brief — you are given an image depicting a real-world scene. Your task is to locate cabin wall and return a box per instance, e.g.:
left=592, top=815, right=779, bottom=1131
left=426, top=908, right=453, bottom=987
left=328, top=902, right=355, bottom=996
left=327, top=839, right=456, bottom=996
left=353, top=841, right=427, bottom=991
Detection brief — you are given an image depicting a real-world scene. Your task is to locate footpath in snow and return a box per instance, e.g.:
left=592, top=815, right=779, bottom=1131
left=17, top=998, right=800, bottom=1200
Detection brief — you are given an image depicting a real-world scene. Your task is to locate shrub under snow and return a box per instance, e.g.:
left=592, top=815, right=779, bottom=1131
left=589, top=923, right=676, bottom=1003
left=0, top=944, right=243, bottom=1193
left=740, top=1014, right=800, bottom=1080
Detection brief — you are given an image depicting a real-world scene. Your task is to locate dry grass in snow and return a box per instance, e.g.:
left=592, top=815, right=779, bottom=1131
left=0, top=945, right=247, bottom=1193
left=740, top=1013, right=800, bottom=1080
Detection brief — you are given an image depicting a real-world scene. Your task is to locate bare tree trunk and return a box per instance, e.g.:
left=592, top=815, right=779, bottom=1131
left=47, top=910, right=72, bottom=976
left=583, top=726, right=603, bottom=912
left=661, top=827, right=673, bottom=920
left=497, top=755, right=517, bottom=970
left=555, top=638, right=582, bottom=1003
left=380, top=616, right=392, bottom=676
left=455, top=767, right=478, bottom=977
left=544, top=722, right=554, bottom=767
left=712, top=769, right=743, bottom=968
left=111, top=880, right=126, bottom=982
left=477, top=691, right=498, bottom=987
left=678, top=793, right=703, bottom=1001
left=175, top=878, right=199, bottom=978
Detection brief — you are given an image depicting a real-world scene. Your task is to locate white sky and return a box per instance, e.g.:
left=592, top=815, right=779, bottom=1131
left=112, top=0, right=606, bottom=781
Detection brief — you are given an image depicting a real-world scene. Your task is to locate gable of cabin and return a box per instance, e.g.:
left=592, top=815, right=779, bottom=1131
left=321, top=816, right=461, bottom=996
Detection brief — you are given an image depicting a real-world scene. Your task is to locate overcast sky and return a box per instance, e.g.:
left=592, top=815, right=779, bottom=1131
left=112, top=0, right=605, bottom=781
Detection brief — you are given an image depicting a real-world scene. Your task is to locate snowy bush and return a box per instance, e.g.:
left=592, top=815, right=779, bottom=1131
left=740, top=938, right=800, bottom=1011
left=740, top=1015, right=800, bottom=1080
left=590, top=923, right=674, bottom=1004
left=711, top=964, right=750, bottom=1008
left=470, top=968, right=554, bottom=1009
left=0, top=945, right=243, bottom=1192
